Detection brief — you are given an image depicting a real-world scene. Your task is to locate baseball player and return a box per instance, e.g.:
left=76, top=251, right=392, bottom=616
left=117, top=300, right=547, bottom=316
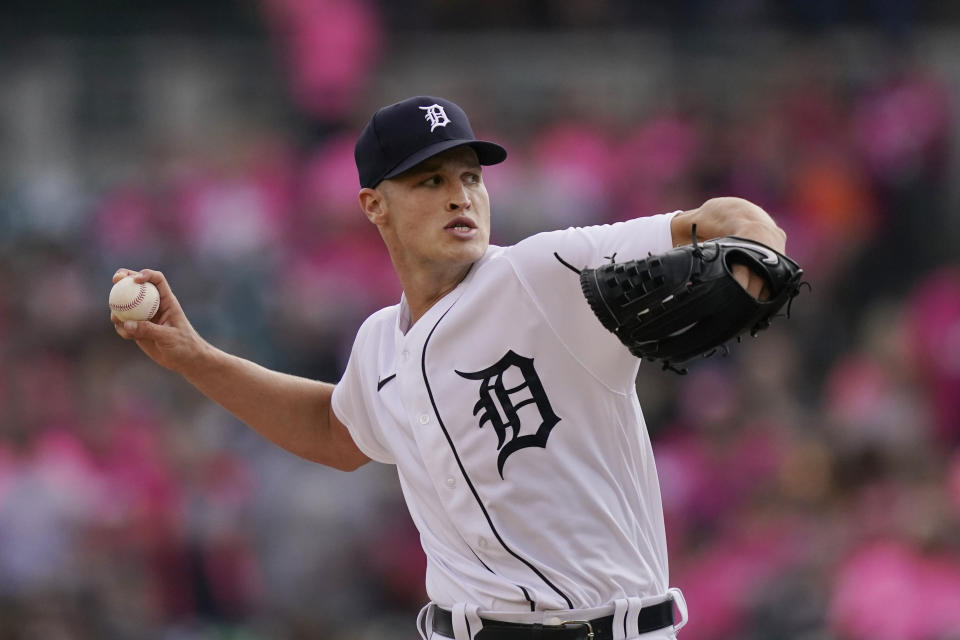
left=112, top=96, right=786, bottom=640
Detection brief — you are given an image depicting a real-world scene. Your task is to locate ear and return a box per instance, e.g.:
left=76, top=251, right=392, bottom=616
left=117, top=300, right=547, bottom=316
left=358, top=187, right=388, bottom=226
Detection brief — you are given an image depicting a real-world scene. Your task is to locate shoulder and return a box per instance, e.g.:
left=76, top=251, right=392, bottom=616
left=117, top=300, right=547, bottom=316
left=500, top=226, right=596, bottom=272
left=499, top=228, right=580, bottom=260
left=461, top=244, right=509, bottom=280
left=354, top=303, right=400, bottom=345
left=341, top=304, right=399, bottom=383
left=480, top=244, right=508, bottom=263
left=364, top=303, right=400, bottom=325
left=507, top=223, right=628, bottom=257
left=507, top=213, right=680, bottom=268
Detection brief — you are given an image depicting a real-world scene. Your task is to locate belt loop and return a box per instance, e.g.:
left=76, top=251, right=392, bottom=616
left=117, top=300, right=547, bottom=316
left=416, top=602, right=434, bottom=640
left=612, top=598, right=629, bottom=640
left=466, top=604, right=482, bottom=640
left=625, top=596, right=644, bottom=638
left=668, top=588, right=689, bottom=632
left=451, top=602, right=482, bottom=640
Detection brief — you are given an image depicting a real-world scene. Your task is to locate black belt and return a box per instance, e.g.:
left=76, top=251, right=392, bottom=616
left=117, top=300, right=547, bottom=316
left=432, top=600, right=674, bottom=640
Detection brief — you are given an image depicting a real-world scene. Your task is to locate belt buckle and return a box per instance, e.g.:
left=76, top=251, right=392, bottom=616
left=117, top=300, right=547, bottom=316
left=557, top=619, right=594, bottom=639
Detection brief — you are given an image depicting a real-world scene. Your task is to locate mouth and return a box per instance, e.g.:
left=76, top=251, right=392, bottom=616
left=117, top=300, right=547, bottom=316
left=445, top=216, right=477, bottom=232
left=444, top=217, right=479, bottom=239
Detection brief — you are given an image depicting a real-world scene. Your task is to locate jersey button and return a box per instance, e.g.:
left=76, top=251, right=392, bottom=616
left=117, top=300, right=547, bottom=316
left=477, top=537, right=488, bottom=549
left=418, top=413, right=430, bottom=425
left=401, top=349, right=410, bottom=362
left=445, top=477, right=456, bottom=488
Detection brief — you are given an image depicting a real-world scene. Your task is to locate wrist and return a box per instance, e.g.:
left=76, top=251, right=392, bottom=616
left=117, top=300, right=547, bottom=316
left=177, top=336, right=221, bottom=379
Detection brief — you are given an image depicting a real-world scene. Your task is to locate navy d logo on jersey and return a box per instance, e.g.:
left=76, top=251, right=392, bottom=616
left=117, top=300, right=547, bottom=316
left=456, top=350, right=560, bottom=478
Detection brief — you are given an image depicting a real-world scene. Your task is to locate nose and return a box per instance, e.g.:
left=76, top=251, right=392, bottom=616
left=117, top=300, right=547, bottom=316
left=447, top=183, right=472, bottom=212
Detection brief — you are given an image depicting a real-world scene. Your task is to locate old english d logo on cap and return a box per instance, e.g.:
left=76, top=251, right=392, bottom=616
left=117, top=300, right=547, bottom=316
left=419, top=104, right=451, bottom=131
left=355, top=96, right=507, bottom=188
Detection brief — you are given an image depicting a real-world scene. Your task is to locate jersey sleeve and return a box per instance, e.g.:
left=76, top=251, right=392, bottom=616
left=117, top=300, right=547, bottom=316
left=504, top=211, right=679, bottom=391
left=566, top=211, right=678, bottom=266
left=331, top=325, right=397, bottom=465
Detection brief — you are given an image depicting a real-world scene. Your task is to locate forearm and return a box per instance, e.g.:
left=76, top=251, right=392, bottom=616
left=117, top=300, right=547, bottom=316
left=671, top=197, right=785, bottom=251
left=181, top=343, right=343, bottom=466
left=111, top=267, right=367, bottom=470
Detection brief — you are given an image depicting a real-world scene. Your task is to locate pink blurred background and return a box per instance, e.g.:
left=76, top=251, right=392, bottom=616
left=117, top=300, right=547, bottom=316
left=1, top=1, right=960, bottom=638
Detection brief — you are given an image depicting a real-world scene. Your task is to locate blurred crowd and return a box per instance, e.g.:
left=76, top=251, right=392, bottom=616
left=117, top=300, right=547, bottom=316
left=2, top=2, right=960, bottom=640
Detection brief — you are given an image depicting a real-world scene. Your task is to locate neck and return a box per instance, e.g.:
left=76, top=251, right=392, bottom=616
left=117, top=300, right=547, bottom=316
left=398, top=261, right=474, bottom=326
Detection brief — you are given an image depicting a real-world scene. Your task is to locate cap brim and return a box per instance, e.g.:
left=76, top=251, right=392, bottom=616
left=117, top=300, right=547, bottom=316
left=381, top=139, right=507, bottom=183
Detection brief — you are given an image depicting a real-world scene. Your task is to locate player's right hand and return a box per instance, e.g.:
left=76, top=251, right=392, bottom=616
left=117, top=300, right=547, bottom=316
left=110, top=268, right=209, bottom=372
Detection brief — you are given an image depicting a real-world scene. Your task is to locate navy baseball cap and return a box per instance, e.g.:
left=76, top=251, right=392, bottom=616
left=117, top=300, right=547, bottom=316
left=355, top=96, right=507, bottom=188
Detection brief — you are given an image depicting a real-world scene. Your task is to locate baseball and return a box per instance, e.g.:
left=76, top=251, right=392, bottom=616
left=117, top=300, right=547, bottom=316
left=109, top=276, right=160, bottom=322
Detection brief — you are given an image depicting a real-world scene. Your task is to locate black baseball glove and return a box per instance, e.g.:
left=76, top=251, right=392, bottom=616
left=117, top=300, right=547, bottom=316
left=557, top=227, right=805, bottom=373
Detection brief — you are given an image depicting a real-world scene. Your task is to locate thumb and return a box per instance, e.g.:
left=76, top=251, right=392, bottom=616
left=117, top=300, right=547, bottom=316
left=731, top=263, right=751, bottom=291
left=122, top=320, right=170, bottom=341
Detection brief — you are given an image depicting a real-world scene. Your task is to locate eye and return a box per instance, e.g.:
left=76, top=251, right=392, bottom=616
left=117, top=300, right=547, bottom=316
left=421, top=175, right=443, bottom=187
left=463, top=171, right=481, bottom=184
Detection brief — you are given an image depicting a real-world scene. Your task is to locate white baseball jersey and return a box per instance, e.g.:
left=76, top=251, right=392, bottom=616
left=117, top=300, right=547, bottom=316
left=332, top=212, right=677, bottom=613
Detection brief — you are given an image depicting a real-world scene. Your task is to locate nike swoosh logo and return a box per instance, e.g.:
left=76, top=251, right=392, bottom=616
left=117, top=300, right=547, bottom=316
left=717, top=240, right=780, bottom=265
left=377, top=373, right=397, bottom=391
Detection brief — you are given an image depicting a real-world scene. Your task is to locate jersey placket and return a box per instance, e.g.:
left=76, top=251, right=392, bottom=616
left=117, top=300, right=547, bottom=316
left=395, top=307, right=482, bottom=552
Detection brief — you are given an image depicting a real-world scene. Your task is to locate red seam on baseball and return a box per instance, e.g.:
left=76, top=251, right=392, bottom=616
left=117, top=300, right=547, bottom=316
left=110, top=283, right=147, bottom=312
left=147, top=293, right=160, bottom=319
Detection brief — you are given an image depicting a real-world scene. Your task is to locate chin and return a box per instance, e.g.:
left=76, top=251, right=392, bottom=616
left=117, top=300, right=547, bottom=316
left=461, top=238, right=489, bottom=263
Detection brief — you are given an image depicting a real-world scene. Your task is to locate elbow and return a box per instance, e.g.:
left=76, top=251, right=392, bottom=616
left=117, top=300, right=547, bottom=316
left=702, top=196, right=768, bottom=223
left=702, top=196, right=785, bottom=248
left=300, top=452, right=367, bottom=471
left=310, top=443, right=370, bottom=471
left=330, top=455, right=368, bottom=472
